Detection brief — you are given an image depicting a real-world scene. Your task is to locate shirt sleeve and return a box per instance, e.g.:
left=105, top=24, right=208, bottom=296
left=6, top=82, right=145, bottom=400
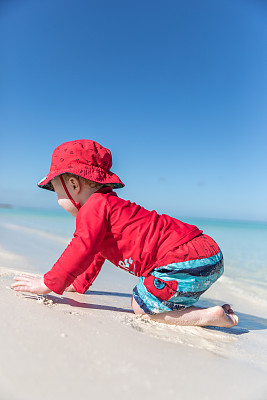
left=44, top=194, right=109, bottom=295
left=72, top=252, right=105, bottom=294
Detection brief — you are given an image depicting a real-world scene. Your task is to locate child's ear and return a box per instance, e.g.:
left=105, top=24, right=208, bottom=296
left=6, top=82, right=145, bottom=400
left=68, top=177, right=81, bottom=193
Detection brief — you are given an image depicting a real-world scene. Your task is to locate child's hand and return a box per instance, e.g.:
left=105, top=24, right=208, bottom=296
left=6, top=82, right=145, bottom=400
left=11, top=275, right=51, bottom=295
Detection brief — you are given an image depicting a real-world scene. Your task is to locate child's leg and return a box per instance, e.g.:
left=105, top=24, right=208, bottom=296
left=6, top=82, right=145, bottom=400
left=132, top=234, right=239, bottom=328
left=132, top=297, right=238, bottom=328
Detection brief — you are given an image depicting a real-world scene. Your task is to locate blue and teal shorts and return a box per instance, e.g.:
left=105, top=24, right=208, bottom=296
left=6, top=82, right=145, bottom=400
left=132, top=234, right=224, bottom=315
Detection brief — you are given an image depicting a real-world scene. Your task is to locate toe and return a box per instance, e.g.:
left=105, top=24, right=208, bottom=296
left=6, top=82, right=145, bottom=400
left=222, top=304, right=233, bottom=314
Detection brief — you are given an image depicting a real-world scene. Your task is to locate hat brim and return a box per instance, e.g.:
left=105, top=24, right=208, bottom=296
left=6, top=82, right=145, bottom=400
left=37, top=168, right=124, bottom=191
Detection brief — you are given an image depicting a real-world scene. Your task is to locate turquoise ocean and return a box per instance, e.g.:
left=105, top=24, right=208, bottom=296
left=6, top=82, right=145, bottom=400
left=0, top=207, right=266, bottom=306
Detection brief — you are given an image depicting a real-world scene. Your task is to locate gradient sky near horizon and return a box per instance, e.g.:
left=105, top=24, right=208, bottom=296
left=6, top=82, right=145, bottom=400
left=1, top=0, right=267, bottom=221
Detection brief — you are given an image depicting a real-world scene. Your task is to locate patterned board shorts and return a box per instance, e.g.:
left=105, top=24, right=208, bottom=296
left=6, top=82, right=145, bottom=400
left=132, top=234, right=224, bottom=315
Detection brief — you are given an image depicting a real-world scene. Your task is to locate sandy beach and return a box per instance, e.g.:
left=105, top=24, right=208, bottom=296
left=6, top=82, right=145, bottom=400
left=1, top=264, right=267, bottom=400
left=1, top=211, right=267, bottom=400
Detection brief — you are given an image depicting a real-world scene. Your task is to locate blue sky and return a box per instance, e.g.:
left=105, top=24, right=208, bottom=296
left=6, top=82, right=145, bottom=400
left=1, top=0, right=267, bottom=221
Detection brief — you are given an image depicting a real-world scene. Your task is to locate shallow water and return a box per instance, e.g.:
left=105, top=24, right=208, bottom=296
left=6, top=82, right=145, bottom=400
left=185, top=216, right=267, bottom=306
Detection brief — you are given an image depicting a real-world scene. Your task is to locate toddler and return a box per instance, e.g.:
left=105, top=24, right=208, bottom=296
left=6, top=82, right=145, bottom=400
left=12, top=139, right=238, bottom=327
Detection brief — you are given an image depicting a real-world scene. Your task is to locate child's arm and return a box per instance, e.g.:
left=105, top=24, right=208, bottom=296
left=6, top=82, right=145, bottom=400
left=12, top=195, right=108, bottom=295
left=11, top=252, right=105, bottom=295
left=12, top=275, right=51, bottom=295
left=69, top=252, right=105, bottom=293
left=12, top=253, right=105, bottom=295
left=43, top=199, right=108, bottom=295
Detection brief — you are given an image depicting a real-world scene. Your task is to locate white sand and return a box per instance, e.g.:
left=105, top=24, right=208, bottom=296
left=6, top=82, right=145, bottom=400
left=0, top=219, right=267, bottom=400
left=1, top=262, right=267, bottom=400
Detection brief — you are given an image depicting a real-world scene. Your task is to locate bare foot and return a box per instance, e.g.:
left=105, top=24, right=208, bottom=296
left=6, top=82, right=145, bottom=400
left=207, top=304, right=239, bottom=328
left=136, top=301, right=239, bottom=328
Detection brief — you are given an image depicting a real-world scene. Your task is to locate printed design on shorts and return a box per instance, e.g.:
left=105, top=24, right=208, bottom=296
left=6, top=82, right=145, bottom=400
left=174, top=256, right=224, bottom=277
left=144, top=275, right=177, bottom=301
left=132, top=286, right=153, bottom=315
left=153, top=278, right=166, bottom=290
left=155, top=250, right=223, bottom=275
left=133, top=251, right=224, bottom=315
left=133, top=284, right=173, bottom=315
left=118, top=257, right=135, bottom=275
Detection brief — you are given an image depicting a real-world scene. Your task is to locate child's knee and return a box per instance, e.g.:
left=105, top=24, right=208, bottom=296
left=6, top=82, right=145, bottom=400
left=131, top=297, right=147, bottom=315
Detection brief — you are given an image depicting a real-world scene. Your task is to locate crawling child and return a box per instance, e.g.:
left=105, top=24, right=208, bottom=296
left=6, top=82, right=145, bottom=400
left=12, top=139, right=238, bottom=328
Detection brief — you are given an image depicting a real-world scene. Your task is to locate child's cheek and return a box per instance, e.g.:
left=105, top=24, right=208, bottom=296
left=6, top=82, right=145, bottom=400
left=58, top=199, right=77, bottom=216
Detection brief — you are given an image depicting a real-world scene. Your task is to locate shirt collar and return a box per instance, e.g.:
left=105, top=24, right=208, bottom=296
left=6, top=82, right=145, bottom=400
left=95, top=186, right=115, bottom=195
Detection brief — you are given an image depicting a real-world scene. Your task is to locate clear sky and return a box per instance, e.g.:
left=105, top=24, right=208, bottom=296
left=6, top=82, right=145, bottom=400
left=1, top=0, right=267, bottom=221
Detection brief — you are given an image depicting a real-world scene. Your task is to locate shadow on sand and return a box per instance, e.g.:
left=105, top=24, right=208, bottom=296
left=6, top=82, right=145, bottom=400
left=87, top=289, right=132, bottom=298
left=23, top=290, right=267, bottom=332
left=23, top=290, right=132, bottom=314
left=199, top=297, right=267, bottom=333
left=235, top=311, right=267, bottom=331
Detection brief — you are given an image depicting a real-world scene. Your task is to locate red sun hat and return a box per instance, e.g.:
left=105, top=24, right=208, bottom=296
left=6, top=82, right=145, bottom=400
left=37, top=139, right=124, bottom=191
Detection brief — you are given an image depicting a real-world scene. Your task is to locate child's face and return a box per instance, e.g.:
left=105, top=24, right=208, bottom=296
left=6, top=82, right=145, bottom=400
left=51, top=177, right=79, bottom=217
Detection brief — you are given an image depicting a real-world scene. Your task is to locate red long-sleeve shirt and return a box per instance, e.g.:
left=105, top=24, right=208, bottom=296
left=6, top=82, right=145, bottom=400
left=44, top=187, right=202, bottom=294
